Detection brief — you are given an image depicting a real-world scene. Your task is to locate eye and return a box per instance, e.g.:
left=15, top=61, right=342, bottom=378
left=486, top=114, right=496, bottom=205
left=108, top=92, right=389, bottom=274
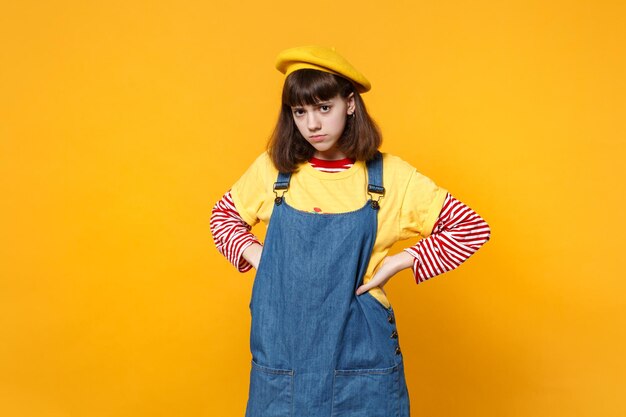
left=292, top=108, right=305, bottom=116
left=320, top=105, right=331, bottom=112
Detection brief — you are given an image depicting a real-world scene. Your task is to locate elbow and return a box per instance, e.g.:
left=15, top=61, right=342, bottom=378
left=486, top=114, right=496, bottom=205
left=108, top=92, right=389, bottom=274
left=470, top=217, right=491, bottom=250
left=484, top=219, right=492, bottom=241
left=209, top=201, right=224, bottom=241
left=479, top=219, right=492, bottom=247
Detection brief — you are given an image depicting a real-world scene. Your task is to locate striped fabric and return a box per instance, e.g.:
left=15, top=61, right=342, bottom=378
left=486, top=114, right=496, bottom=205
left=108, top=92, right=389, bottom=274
left=403, top=193, right=491, bottom=283
left=209, top=191, right=261, bottom=273
left=210, top=160, right=490, bottom=282
left=308, top=157, right=355, bottom=173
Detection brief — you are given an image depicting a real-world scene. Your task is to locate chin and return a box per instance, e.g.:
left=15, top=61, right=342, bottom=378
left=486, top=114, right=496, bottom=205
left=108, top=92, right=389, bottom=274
left=313, top=143, right=336, bottom=152
left=314, top=146, right=331, bottom=152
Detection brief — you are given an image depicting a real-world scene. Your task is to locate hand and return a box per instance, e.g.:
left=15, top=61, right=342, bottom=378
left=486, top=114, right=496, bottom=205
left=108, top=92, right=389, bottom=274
left=242, top=243, right=263, bottom=270
left=355, top=252, right=414, bottom=296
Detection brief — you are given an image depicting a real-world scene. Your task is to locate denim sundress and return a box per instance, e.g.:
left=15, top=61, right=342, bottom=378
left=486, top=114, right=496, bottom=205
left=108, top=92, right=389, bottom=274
left=245, top=152, right=410, bottom=417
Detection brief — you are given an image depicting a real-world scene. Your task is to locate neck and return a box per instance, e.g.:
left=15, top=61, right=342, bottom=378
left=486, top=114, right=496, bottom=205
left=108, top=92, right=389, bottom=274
left=313, top=149, right=348, bottom=160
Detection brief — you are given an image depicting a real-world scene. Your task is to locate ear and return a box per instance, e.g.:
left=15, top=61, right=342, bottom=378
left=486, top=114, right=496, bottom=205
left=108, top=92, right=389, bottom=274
left=346, top=92, right=355, bottom=113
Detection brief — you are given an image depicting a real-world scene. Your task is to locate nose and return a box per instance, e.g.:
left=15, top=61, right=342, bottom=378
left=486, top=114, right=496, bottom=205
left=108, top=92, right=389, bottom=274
left=306, top=112, right=321, bottom=131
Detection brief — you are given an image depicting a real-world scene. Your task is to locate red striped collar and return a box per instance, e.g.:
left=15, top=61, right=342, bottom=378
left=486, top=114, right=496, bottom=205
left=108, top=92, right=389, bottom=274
left=308, top=156, right=356, bottom=168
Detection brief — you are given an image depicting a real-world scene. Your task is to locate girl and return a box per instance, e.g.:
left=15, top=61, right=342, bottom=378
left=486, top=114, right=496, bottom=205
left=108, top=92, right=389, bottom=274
left=210, top=45, right=491, bottom=417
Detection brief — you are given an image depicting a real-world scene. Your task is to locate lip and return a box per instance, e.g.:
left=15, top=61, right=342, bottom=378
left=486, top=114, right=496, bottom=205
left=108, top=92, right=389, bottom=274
left=310, top=134, right=326, bottom=141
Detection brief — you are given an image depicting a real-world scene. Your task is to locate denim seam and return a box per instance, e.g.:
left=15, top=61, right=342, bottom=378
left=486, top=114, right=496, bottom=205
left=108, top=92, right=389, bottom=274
left=251, top=359, right=294, bottom=375
left=334, top=363, right=399, bottom=376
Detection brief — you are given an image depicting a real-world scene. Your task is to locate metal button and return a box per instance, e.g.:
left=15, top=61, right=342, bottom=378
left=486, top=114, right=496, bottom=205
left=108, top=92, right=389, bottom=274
left=387, top=314, right=394, bottom=323
left=390, top=330, right=398, bottom=339
left=395, top=346, right=401, bottom=355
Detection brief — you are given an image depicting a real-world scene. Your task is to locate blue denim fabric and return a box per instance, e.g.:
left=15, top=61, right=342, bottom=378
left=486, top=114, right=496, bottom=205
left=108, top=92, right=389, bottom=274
left=245, top=153, right=410, bottom=417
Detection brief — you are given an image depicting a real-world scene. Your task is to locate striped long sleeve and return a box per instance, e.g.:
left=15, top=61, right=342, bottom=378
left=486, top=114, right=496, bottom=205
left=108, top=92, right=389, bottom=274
left=403, top=193, right=491, bottom=283
left=209, top=190, right=261, bottom=272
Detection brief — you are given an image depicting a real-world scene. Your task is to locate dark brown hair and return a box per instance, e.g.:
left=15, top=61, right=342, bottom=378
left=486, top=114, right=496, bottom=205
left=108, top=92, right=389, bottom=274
left=267, top=69, right=383, bottom=173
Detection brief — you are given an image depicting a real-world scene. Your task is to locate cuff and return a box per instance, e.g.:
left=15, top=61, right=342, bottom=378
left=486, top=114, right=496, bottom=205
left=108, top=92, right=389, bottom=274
left=236, top=239, right=262, bottom=273
left=403, top=247, right=421, bottom=284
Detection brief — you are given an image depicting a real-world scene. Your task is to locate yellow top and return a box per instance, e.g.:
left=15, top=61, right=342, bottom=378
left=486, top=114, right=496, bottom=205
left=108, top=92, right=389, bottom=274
left=230, top=152, right=448, bottom=308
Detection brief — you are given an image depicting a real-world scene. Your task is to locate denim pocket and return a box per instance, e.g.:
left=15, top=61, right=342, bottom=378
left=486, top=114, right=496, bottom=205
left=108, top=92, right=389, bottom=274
left=331, top=363, right=401, bottom=417
left=245, top=359, right=294, bottom=417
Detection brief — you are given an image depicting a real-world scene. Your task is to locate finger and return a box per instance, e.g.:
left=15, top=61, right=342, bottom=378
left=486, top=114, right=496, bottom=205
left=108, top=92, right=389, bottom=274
left=355, top=284, right=369, bottom=295
left=355, top=279, right=378, bottom=295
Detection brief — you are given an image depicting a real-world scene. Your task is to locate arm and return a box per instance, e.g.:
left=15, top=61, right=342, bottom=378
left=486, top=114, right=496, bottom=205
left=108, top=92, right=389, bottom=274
left=242, top=242, right=263, bottom=270
left=403, top=192, right=491, bottom=283
left=209, top=190, right=263, bottom=272
left=356, top=193, right=491, bottom=294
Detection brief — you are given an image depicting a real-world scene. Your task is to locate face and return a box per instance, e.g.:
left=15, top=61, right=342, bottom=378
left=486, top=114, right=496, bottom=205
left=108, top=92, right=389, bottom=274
left=290, top=92, right=355, bottom=160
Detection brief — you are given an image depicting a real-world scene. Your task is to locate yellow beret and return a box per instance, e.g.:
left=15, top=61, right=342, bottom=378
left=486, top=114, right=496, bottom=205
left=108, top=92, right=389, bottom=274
left=275, top=45, right=371, bottom=93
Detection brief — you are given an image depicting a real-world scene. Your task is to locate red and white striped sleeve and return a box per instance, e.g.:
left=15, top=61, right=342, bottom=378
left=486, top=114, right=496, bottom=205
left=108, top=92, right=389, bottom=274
left=403, top=193, right=491, bottom=283
left=210, top=190, right=262, bottom=273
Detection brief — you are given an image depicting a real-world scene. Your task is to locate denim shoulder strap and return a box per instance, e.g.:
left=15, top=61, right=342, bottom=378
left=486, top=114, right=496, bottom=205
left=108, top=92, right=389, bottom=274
left=366, top=152, right=385, bottom=210
left=273, top=171, right=291, bottom=206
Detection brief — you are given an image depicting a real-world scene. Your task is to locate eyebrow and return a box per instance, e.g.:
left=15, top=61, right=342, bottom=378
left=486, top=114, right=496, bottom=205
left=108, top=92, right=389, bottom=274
left=291, top=101, right=333, bottom=108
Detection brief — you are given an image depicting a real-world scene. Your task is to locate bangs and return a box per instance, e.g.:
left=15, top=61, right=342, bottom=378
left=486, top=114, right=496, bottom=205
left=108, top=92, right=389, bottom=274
left=282, top=69, right=346, bottom=107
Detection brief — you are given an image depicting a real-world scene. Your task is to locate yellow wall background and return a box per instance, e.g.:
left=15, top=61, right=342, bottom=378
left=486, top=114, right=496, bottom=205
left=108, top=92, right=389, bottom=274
left=1, top=1, right=624, bottom=416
